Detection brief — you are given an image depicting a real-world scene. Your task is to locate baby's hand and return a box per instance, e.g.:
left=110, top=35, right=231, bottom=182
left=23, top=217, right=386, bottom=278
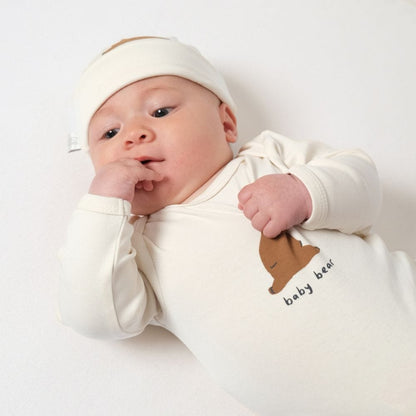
left=89, top=159, right=164, bottom=203
left=238, top=174, right=312, bottom=238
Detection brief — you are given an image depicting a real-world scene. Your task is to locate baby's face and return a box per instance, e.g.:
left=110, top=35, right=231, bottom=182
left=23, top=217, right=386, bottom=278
left=88, top=76, right=237, bottom=214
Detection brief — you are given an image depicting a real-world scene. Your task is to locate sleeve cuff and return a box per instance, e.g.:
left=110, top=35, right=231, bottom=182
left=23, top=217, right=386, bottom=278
left=77, top=194, right=132, bottom=216
left=289, top=165, right=329, bottom=230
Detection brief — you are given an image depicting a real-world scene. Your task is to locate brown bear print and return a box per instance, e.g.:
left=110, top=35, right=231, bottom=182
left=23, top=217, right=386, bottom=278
left=259, top=232, right=320, bottom=294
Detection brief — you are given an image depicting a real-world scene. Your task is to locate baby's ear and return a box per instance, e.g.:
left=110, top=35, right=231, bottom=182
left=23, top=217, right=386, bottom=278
left=219, top=103, right=238, bottom=143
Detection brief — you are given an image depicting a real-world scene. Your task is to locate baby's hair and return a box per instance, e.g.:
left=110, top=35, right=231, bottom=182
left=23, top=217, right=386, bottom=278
left=103, top=36, right=169, bottom=55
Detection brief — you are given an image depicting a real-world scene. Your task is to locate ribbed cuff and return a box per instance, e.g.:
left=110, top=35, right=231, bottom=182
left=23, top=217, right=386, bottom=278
left=289, top=165, right=328, bottom=230
left=77, top=194, right=132, bottom=216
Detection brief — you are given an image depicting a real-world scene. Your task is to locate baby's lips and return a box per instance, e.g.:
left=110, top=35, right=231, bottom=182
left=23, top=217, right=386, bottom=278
left=135, top=156, right=163, bottom=165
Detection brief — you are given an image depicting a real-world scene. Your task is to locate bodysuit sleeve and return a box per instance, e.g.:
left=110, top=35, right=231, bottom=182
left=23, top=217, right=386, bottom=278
left=58, top=194, right=159, bottom=339
left=239, top=130, right=382, bottom=235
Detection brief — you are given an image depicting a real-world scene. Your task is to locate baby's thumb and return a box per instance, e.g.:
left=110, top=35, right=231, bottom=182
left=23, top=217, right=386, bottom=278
left=153, top=171, right=165, bottom=182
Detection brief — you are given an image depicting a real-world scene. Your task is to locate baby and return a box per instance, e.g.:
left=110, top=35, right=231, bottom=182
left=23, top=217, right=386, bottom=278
left=59, top=37, right=416, bottom=415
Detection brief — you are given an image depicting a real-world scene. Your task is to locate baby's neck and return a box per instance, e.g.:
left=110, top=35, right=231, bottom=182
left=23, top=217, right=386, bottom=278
left=182, top=166, right=225, bottom=203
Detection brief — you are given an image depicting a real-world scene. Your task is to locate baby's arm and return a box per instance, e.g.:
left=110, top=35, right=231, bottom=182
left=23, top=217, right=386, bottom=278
left=58, top=159, right=165, bottom=339
left=58, top=195, right=158, bottom=339
left=238, top=131, right=382, bottom=237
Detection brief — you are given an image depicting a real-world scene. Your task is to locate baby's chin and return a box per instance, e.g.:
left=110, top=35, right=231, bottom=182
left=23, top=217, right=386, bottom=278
left=131, top=180, right=204, bottom=215
left=131, top=187, right=178, bottom=216
left=131, top=198, right=167, bottom=216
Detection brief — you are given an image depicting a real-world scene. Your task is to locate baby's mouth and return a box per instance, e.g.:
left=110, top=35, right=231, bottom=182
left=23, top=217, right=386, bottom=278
left=135, top=157, right=164, bottom=166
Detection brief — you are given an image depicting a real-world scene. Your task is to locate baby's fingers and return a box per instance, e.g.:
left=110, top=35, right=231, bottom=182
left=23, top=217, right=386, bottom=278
left=135, top=167, right=164, bottom=182
left=251, top=211, right=271, bottom=233
left=262, top=219, right=284, bottom=239
left=151, top=171, right=164, bottom=182
left=239, top=198, right=259, bottom=220
left=142, top=180, right=155, bottom=191
left=134, top=171, right=164, bottom=192
left=237, top=185, right=253, bottom=206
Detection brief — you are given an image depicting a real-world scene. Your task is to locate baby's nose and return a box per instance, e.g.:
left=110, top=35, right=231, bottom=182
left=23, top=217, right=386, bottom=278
left=124, top=126, right=155, bottom=145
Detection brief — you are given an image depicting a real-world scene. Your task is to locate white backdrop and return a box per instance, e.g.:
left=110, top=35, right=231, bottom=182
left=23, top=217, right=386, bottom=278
left=2, top=1, right=415, bottom=415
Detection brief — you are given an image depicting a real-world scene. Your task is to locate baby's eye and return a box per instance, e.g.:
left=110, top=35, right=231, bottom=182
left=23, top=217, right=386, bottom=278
left=103, top=128, right=119, bottom=139
left=152, top=107, right=173, bottom=118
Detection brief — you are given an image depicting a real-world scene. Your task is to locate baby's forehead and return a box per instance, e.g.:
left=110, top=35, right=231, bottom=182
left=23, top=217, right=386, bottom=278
left=101, top=75, right=218, bottom=107
left=91, top=75, right=219, bottom=120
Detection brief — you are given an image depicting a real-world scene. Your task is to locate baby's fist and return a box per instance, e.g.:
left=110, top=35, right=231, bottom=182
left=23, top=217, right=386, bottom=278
left=238, top=174, right=312, bottom=238
left=89, top=159, right=164, bottom=203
